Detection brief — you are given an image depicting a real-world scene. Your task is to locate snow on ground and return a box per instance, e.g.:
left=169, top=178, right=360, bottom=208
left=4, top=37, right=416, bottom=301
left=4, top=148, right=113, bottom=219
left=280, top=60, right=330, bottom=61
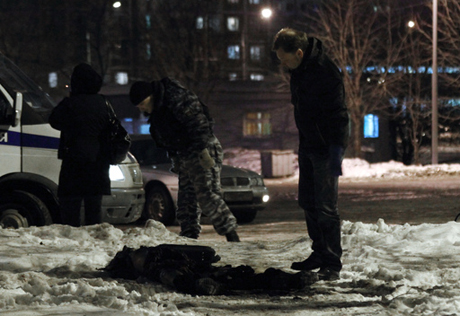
left=1, top=148, right=460, bottom=315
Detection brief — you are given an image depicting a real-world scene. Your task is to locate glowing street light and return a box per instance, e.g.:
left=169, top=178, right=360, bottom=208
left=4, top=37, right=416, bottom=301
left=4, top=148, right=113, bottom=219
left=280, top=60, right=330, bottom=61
left=408, top=20, right=415, bottom=28
left=261, top=8, right=272, bottom=19
left=113, top=1, right=121, bottom=9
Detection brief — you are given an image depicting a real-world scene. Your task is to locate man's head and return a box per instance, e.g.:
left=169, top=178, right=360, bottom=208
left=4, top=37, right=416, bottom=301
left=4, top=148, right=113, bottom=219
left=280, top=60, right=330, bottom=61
left=272, top=28, right=309, bottom=70
left=129, top=81, right=154, bottom=114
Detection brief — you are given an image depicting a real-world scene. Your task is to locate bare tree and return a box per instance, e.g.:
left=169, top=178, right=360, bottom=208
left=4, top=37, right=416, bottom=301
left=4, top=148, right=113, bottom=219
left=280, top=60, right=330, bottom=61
left=431, top=1, right=460, bottom=146
left=387, top=1, right=460, bottom=164
left=298, top=0, right=409, bottom=158
left=391, top=24, right=432, bottom=165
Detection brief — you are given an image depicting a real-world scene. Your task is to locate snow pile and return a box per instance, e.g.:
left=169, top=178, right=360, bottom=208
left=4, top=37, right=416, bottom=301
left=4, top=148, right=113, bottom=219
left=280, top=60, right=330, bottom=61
left=223, top=148, right=263, bottom=173
left=1, top=149, right=460, bottom=315
left=1, top=218, right=460, bottom=315
left=342, top=158, right=460, bottom=178
left=223, top=147, right=460, bottom=179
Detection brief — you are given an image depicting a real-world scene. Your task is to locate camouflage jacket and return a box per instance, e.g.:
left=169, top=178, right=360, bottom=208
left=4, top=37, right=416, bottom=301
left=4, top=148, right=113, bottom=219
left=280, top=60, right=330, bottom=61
left=148, top=78, right=214, bottom=156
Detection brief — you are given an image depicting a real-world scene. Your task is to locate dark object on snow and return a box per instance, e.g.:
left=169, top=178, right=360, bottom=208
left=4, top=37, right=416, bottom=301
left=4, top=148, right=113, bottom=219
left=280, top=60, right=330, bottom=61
left=104, top=244, right=317, bottom=295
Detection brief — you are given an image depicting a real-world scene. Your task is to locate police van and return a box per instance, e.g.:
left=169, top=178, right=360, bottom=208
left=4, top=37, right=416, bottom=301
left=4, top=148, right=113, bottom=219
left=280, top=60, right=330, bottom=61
left=0, top=54, right=145, bottom=228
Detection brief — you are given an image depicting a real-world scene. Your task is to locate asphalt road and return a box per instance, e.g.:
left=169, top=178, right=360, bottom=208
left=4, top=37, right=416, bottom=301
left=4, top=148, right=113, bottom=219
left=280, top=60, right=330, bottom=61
left=163, top=175, right=460, bottom=242
left=265, top=176, right=460, bottom=225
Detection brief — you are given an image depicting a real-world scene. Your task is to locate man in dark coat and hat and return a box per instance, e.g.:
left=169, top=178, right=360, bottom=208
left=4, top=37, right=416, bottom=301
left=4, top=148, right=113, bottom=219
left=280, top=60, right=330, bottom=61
left=129, top=78, right=240, bottom=242
left=49, top=63, right=111, bottom=226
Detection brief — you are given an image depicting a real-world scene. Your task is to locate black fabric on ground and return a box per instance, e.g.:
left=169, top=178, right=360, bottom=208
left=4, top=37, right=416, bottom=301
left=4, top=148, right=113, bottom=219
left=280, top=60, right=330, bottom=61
left=104, top=244, right=318, bottom=295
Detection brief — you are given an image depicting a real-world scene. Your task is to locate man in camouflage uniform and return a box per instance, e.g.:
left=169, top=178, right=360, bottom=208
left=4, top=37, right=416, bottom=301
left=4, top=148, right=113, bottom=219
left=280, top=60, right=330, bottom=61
left=129, top=78, right=240, bottom=242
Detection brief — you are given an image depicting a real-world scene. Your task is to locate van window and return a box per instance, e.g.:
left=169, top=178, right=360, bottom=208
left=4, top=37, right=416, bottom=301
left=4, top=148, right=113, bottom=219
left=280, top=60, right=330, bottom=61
left=0, top=92, right=9, bottom=123
left=0, top=54, right=56, bottom=124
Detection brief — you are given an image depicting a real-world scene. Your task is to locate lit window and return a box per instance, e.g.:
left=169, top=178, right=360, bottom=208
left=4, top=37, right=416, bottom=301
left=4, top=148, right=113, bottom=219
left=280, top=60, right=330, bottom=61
left=446, top=99, right=460, bottom=106
left=229, top=73, right=238, bottom=81
left=249, top=0, right=260, bottom=3
left=115, top=72, right=129, bottom=85
left=250, top=46, right=262, bottom=60
left=250, top=73, right=264, bottom=81
left=244, top=112, right=272, bottom=137
left=140, top=124, right=150, bottom=134
left=227, top=17, right=239, bottom=31
left=145, top=14, right=151, bottom=29
left=227, top=45, right=240, bottom=59
left=146, top=44, right=151, bottom=60
left=48, top=72, right=58, bottom=88
left=364, top=114, right=379, bottom=138
left=121, top=118, right=134, bottom=134
left=196, top=16, right=204, bottom=29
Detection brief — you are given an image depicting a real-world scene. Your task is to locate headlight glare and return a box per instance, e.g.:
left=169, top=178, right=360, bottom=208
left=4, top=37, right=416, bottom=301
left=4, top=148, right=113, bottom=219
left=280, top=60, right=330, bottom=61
left=109, top=165, right=125, bottom=181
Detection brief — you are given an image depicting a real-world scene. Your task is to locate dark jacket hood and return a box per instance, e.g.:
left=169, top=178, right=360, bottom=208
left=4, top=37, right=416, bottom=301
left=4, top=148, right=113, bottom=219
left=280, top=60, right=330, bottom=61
left=71, top=63, right=102, bottom=95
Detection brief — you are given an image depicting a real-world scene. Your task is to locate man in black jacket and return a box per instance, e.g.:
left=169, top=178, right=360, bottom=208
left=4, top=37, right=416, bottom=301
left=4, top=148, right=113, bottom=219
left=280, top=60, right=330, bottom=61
left=129, top=78, right=240, bottom=242
left=273, top=28, right=349, bottom=281
left=49, top=63, right=111, bottom=226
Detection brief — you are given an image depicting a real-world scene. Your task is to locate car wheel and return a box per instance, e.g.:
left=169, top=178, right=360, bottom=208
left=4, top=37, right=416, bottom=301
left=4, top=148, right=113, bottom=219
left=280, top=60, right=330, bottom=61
left=231, top=209, right=257, bottom=224
left=0, top=190, right=52, bottom=228
left=144, top=185, right=175, bottom=225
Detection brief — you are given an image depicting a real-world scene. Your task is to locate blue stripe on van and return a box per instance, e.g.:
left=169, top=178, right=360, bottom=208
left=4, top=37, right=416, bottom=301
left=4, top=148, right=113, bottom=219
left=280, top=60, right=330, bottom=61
left=22, top=133, right=60, bottom=149
left=0, top=130, right=59, bottom=149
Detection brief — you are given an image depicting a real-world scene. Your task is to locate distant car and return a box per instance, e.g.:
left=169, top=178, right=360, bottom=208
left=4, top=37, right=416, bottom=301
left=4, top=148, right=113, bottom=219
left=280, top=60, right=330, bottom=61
left=129, top=136, right=269, bottom=225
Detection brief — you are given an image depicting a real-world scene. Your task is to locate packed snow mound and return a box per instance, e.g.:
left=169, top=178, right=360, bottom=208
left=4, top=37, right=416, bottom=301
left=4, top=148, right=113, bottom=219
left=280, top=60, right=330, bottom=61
left=342, top=158, right=460, bottom=178
left=2, top=219, right=460, bottom=315
left=222, top=147, right=460, bottom=179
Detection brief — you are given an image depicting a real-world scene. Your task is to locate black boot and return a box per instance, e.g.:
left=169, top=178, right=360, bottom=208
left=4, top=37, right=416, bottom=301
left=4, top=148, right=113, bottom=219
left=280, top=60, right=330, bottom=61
left=225, top=230, right=240, bottom=242
left=291, top=252, right=323, bottom=271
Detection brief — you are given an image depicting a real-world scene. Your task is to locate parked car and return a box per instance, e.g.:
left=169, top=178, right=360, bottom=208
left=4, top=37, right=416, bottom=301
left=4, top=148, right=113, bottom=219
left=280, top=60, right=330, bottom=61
left=129, top=135, right=269, bottom=225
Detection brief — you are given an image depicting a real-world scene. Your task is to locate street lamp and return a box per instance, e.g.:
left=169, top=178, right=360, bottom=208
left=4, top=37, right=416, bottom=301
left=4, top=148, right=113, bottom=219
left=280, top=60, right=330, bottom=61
left=261, top=8, right=272, bottom=19
left=241, top=5, right=273, bottom=80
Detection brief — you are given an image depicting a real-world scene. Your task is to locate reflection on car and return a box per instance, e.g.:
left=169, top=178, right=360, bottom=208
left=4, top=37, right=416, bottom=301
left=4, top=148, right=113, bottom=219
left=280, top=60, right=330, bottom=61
left=129, top=136, right=270, bottom=225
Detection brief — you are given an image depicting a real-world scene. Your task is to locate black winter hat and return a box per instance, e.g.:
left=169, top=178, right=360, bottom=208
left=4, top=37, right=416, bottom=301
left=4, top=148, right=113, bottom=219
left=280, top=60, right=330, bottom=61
left=129, top=81, right=153, bottom=105
left=70, top=63, right=102, bottom=95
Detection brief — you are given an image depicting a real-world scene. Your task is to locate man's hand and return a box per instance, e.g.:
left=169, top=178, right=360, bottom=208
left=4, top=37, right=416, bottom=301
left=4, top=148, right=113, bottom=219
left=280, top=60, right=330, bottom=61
left=329, top=145, right=343, bottom=177
left=199, top=148, right=215, bottom=169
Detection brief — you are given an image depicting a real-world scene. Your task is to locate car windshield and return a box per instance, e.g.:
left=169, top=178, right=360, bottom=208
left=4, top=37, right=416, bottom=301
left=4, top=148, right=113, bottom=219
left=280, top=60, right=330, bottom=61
left=130, top=139, right=171, bottom=165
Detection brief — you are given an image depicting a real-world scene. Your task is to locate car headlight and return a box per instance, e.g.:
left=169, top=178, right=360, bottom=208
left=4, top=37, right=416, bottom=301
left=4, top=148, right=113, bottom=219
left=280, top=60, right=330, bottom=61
left=109, top=165, right=125, bottom=182
left=128, top=165, right=143, bottom=185
left=262, top=195, right=270, bottom=203
left=251, top=177, right=265, bottom=186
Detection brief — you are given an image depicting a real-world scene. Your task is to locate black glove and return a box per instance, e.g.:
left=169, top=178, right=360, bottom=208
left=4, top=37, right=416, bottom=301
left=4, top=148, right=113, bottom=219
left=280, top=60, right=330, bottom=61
left=329, top=145, right=343, bottom=177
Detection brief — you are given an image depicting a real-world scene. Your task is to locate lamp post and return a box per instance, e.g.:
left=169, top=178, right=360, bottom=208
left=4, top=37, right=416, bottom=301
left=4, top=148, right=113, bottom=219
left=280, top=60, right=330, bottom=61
left=241, top=3, right=273, bottom=81
left=432, top=0, right=438, bottom=164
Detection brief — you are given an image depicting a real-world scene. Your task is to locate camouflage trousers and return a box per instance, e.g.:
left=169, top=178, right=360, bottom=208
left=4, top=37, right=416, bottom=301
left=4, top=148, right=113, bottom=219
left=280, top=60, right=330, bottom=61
left=176, top=136, right=237, bottom=237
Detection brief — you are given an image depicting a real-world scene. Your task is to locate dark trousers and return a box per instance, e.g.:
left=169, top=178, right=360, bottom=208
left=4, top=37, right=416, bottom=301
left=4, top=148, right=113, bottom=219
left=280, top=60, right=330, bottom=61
left=298, top=147, right=342, bottom=271
left=59, top=195, right=103, bottom=227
